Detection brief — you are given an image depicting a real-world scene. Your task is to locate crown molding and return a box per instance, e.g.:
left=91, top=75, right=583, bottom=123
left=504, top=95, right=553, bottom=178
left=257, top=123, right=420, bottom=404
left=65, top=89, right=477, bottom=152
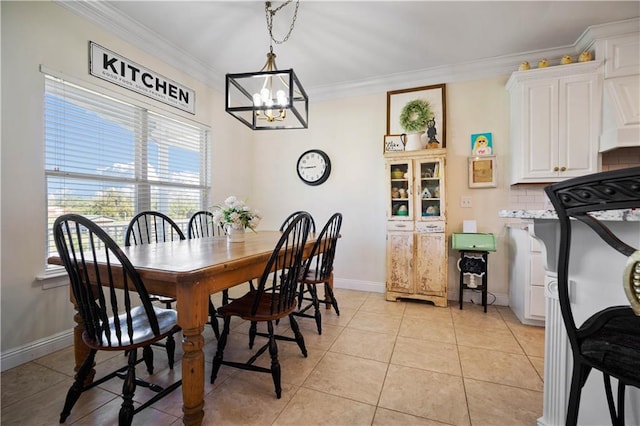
left=55, top=0, right=225, bottom=91
left=309, top=44, right=579, bottom=101
left=576, top=17, right=640, bottom=52
left=56, top=1, right=638, bottom=102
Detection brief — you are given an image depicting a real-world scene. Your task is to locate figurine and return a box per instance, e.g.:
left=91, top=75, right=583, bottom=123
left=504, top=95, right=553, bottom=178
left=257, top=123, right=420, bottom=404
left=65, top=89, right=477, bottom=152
left=578, top=51, right=592, bottom=62
left=519, top=61, right=531, bottom=71
left=538, top=59, right=549, bottom=68
left=426, top=119, right=440, bottom=149
left=561, top=55, right=573, bottom=65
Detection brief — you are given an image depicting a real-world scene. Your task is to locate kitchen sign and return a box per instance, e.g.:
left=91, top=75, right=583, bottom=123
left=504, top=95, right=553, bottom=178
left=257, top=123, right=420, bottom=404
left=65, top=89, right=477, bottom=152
left=89, top=42, right=195, bottom=114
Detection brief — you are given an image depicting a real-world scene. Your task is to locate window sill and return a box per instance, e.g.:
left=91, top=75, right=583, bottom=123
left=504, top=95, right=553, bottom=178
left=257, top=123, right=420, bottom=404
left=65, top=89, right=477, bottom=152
left=36, top=267, right=68, bottom=289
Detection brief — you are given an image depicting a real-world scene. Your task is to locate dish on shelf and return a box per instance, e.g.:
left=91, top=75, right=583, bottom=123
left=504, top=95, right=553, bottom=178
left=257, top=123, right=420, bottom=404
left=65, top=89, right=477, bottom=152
left=391, top=170, right=404, bottom=179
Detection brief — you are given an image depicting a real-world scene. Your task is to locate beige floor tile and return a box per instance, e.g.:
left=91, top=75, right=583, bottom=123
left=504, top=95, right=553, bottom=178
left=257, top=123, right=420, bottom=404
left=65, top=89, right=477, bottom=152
left=465, top=378, right=543, bottom=426
left=1, top=380, right=117, bottom=425
left=33, top=345, right=121, bottom=377
left=399, top=315, right=456, bottom=344
left=1, top=362, right=69, bottom=407
left=458, top=346, right=543, bottom=391
left=297, top=321, right=344, bottom=351
left=454, top=324, right=524, bottom=354
left=302, top=352, right=388, bottom=405
left=373, top=407, right=449, bottom=425
left=72, top=394, right=179, bottom=425
left=331, top=289, right=368, bottom=310
left=379, top=364, right=470, bottom=425
left=347, top=310, right=403, bottom=335
left=329, top=327, right=396, bottom=362
left=529, top=356, right=545, bottom=380
left=391, top=336, right=461, bottom=376
left=451, top=305, right=510, bottom=331
left=403, top=302, right=453, bottom=321
left=274, top=387, right=376, bottom=425
left=202, top=371, right=296, bottom=424
left=508, top=323, right=546, bottom=357
left=359, top=294, right=407, bottom=316
left=495, top=304, right=522, bottom=324
left=317, top=306, right=357, bottom=328
left=252, top=339, right=324, bottom=386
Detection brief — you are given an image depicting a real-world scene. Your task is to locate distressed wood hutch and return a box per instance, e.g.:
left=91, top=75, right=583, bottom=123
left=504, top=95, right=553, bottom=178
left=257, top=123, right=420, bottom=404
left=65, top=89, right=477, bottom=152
left=384, top=149, right=448, bottom=307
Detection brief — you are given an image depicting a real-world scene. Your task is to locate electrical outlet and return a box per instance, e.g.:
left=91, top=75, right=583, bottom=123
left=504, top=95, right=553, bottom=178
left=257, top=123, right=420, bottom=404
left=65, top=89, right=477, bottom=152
left=460, top=196, right=473, bottom=208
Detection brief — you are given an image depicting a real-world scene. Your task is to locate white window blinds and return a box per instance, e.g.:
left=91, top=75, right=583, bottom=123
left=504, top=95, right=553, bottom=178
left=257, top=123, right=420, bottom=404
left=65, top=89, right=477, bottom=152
left=44, top=74, right=210, bottom=259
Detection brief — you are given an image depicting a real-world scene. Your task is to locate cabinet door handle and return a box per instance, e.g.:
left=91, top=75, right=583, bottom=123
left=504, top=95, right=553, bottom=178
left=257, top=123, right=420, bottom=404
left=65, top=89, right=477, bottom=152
left=560, top=166, right=567, bottom=172
left=553, top=166, right=559, bottom=172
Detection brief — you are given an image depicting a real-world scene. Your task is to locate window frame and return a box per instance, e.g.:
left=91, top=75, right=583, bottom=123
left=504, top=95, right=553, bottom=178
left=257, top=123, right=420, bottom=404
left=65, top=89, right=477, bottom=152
left=42, top=70, right=211, bottom=274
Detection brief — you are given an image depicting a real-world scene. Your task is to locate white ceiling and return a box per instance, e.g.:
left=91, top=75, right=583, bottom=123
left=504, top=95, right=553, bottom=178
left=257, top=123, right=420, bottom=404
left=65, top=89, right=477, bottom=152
left=65, top=1, right=639, bottom=99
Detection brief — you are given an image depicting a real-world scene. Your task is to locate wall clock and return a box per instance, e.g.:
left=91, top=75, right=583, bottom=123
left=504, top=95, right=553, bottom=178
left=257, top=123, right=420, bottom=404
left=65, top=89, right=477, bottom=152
left=296, top=149, right=331, bottom=186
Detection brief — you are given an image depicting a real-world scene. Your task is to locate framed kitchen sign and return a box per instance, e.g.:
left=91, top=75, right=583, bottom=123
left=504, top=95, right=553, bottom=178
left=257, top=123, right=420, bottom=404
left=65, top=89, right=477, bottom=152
left=386, top=84, right=446, bottom=148
left=468, top=156, right=497, bottom=188
left=383, top=134, right=406, bottom=153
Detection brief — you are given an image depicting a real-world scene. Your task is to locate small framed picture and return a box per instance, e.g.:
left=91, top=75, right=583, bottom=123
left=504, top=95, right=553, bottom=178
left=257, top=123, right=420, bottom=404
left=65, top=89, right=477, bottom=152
left=470, top=132, right=493, bottom=156
left=468, top=156, right=497, bottom=188
left=383, top=134, right=406, bottom=153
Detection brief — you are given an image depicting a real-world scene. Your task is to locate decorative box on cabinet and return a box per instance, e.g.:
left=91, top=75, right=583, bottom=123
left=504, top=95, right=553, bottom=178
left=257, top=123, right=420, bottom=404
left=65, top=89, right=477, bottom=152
left=506, top=61, right=603, bottom=184
left=384, top=150, right=448, bottom=307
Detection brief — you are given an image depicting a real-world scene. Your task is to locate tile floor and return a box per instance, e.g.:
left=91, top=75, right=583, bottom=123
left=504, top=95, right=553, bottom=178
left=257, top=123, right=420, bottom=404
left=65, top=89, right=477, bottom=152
left=1, top=289, right=545, bottom=425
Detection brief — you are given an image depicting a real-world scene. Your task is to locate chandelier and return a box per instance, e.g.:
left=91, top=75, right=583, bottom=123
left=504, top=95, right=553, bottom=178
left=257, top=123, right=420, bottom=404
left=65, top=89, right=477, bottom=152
left=225, top=1, right=308, bottom=130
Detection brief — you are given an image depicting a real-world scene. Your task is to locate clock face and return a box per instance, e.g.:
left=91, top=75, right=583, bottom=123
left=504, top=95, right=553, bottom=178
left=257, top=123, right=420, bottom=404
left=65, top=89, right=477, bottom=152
left=296, top=149, right=331, bottom=186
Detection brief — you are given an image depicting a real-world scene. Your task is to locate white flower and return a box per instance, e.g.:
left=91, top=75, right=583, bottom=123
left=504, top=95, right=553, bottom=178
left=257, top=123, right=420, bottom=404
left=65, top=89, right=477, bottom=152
left=211, top=196, right=261, bottom=232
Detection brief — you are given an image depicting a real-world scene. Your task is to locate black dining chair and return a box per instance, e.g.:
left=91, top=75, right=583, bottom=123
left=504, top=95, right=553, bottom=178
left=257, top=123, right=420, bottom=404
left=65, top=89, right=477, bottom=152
left=544, top=167, right=640, bottom=426
left=294, top=213, right=343, bottom=334
left=280, top=210, right=316, bottom=233
left=53, top=214, right=182, bottom=425
left=187, top=210, right=218, bottom=239
left=125, top=211, right=185, bottom=369
left=210, top=212, right=313, bottom=398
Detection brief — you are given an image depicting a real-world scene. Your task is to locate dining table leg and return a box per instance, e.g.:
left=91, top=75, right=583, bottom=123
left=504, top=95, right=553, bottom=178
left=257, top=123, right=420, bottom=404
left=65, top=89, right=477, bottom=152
left=177, top=283, right=208, bottom=426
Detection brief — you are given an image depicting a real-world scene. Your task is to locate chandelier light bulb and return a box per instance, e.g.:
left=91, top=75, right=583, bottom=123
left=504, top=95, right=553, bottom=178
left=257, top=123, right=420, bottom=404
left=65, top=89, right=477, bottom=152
left=276, top=90, right=287, bottom=106
left=252, top=93, right=262, bottom=107
left=260, top=88, right=270, bottom=103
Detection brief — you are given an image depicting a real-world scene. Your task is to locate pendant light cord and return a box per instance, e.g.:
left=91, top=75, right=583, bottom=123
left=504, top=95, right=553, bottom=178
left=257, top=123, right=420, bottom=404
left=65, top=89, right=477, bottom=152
left=265, top=0, right=300, bottom=47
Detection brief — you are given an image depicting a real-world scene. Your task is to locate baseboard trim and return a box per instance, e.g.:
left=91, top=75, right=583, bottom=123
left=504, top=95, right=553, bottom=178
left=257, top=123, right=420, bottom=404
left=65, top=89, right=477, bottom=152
left=334, top=277, right=385, bottom=293
left=1, top=329, right=73, bottom=372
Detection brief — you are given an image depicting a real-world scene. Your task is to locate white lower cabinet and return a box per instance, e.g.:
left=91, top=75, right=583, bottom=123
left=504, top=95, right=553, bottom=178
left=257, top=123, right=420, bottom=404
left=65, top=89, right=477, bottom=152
left=508, top=224, right=545, bottom=326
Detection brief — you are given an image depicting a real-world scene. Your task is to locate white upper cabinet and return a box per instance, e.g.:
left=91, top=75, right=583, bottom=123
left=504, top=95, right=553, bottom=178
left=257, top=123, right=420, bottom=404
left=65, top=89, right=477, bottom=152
left=507, top=61, right=603, bottom=184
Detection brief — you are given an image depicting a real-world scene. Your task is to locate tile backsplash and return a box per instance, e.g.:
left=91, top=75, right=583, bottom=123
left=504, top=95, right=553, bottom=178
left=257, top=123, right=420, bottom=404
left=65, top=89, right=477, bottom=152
left=508, top=147, right=640, bottom=210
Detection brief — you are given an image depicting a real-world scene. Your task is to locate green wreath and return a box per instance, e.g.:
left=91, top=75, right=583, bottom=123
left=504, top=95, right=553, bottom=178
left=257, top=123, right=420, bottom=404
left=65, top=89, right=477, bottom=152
left=399, top=99, right=433, bottom=133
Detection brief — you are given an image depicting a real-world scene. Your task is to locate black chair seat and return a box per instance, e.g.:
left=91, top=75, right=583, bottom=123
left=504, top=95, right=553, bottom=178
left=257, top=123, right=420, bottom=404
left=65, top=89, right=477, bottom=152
left=218, top=290, right=297, bottom=322
left=87, top=306, right=179, bottom=349
left=580, top=308, right=640, bottom=381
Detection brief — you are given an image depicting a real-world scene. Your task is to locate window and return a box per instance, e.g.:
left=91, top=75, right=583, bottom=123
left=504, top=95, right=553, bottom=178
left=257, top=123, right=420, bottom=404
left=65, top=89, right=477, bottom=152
left=44, top=74, right=210, bottom=261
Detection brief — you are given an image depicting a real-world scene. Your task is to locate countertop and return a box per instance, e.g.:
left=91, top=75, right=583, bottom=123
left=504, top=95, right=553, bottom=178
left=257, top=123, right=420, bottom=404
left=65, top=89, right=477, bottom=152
left=498, top=209, right=640, bottom=221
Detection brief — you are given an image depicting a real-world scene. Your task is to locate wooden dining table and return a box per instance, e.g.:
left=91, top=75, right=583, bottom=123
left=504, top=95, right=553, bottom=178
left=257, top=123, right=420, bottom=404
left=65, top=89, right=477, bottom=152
left=49, top=230, right=318, bottom=426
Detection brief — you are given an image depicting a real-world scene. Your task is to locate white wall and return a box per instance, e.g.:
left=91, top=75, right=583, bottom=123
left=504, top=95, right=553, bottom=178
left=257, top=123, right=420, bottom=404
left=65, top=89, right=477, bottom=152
left=1, top=0, right=515, bottom=370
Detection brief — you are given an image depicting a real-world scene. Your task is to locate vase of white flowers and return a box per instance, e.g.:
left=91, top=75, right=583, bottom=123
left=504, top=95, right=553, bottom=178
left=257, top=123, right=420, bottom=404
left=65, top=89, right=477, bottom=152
left=211, top=196, right=262, bottom=243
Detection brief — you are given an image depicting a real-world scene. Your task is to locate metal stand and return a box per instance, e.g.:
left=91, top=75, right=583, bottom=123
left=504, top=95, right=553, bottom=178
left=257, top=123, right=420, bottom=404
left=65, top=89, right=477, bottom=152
left=457, top=251, right=489, bottom=313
